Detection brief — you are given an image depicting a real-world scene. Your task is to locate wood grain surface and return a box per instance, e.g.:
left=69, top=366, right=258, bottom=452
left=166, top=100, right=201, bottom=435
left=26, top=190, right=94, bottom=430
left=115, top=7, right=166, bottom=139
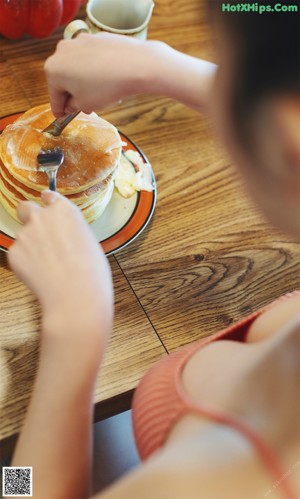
left=0, top=0, right=299, bottom=455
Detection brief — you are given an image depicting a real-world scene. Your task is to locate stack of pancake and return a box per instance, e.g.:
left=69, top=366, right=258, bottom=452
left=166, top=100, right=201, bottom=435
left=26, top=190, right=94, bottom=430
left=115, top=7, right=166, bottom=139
left=0, top=104, right=122, bottom=223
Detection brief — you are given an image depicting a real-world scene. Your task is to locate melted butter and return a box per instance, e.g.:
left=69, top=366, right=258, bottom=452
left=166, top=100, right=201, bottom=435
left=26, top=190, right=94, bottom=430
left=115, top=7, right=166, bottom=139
left=114, top=151, right=153, bottom=198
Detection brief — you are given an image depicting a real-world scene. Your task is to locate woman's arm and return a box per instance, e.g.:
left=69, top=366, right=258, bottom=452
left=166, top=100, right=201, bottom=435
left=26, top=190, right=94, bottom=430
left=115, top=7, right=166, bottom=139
left=12, top=334, right=101, bottom=499
left=8, top=190, right=113, bottom=499
left=44, top=33, right=217, bottom=117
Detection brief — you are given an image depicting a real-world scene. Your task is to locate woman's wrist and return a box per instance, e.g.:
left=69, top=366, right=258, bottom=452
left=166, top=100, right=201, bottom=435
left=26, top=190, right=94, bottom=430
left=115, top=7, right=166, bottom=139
left=40, top=304, right=111, bottom=367
left=135, top=40, right=172, bottom=96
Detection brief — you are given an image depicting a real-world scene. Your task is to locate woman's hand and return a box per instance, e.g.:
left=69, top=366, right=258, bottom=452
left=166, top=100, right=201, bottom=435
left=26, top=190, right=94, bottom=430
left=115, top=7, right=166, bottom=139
left=44, top=32, right=157, bottom=116
left=8, top=190, right=113, bottom=351
left=44, top=32, right=217, bottom=117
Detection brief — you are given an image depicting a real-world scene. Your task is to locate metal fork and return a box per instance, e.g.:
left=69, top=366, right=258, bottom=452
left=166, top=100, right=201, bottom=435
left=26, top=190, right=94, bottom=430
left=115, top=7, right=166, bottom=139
left=37, top=147, right=64, bottom=191
left=42, top=111, right=80, bottom=137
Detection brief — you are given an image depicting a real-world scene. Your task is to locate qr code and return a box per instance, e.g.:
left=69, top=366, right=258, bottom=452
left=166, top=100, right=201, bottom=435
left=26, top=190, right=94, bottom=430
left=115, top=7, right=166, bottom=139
left=2, top=467, right=32, bottom=497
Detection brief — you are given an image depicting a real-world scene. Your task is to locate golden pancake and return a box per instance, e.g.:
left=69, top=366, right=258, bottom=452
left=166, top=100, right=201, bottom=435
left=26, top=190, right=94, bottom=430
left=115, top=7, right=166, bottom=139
left=0, top=104, right=123, bottom=223
left=0, top=166, right=115, bottom=224
left=0, top=160, right=114, bottom=206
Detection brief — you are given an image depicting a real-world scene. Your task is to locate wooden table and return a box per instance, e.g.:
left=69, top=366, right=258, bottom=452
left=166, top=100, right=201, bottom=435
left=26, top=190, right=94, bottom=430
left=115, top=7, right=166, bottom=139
left=1, top=1, right=299, bottom=457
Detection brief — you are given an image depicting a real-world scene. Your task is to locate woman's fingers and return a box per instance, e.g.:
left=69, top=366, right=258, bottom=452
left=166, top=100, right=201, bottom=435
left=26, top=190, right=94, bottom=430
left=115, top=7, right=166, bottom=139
left=17, top=201, right=42, bottom=224
left=17, top=191, right=64, bottom=224
left=47, top=84, right=70, bottom=118
left=41, top=189, right=63, bottom=206
left=64, top=95, right=79, bottom=115
left=16, top=191, right=68, bottom=227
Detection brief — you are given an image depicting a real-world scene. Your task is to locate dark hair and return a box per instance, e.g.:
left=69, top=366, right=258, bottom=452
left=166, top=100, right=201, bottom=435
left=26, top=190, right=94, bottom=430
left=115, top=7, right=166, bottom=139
left=209, top=0, right=300, bottom=146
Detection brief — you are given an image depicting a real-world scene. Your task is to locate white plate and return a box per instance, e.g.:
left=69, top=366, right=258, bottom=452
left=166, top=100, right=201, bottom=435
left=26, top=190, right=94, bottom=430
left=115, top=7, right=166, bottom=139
left=0, top=114, right=156, bottom=255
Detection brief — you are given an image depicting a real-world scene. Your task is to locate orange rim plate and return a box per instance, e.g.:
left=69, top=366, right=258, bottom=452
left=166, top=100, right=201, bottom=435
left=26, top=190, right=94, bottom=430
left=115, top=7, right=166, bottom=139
left=0, top=112, right=156, bottom=255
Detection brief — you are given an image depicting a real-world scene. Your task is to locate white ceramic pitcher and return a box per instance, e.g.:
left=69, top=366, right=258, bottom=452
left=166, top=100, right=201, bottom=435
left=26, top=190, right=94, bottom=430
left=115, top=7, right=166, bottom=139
left=65, top=0, right=155, bottom=40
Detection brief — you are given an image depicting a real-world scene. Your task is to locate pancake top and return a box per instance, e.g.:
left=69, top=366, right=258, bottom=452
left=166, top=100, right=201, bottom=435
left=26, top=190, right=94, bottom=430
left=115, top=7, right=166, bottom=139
left=0, top=104, right=122, bottom=193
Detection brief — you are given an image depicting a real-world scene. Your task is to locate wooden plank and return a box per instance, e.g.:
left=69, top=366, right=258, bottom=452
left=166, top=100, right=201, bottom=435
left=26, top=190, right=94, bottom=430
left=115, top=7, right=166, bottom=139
left=0, top=55, right=29, bottom=116
left=114, top=111, right=300, bottom=350
left=0, top=253, right=166, bottom=454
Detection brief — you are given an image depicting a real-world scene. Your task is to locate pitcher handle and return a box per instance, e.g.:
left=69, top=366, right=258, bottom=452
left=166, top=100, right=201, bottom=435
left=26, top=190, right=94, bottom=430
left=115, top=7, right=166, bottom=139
left=64, top=20, right=91, bottom=40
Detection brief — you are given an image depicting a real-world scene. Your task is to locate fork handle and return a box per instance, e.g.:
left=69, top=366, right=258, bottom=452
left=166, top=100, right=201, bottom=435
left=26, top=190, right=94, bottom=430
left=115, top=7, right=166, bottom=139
left=43, top=111, right=80, bottom=137
left=47, top=171, right=57, bottom=191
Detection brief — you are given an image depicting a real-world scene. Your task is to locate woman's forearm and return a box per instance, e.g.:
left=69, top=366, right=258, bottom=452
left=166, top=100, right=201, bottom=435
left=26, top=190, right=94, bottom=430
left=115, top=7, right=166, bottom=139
left=140, top=41, right=217, bottom=115
left=12, top=318, right=106, bottom=499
